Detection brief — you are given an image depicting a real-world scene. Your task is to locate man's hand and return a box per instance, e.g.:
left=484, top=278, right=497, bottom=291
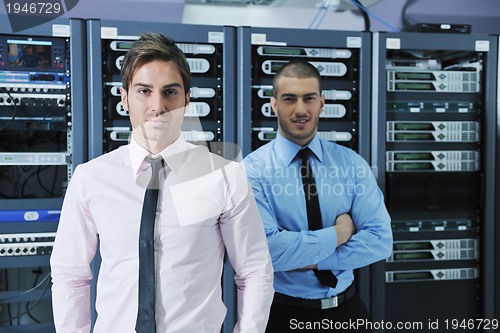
left=334, top=213, right=356, bottom=247
left=295, top=214, right=356, bottom=271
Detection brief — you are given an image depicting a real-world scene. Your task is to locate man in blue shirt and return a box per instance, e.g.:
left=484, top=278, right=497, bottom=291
left=244, top=59, right=392, bottom=332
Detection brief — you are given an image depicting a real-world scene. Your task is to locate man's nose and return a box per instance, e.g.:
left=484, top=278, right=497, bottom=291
left=150, top=93, right=166, bottom=114
left=295, top=99, right=307, bottom=114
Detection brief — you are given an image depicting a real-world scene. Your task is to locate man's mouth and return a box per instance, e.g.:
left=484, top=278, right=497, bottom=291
left=146, top=116, right=167, bottom=123
left=293, top=118, right=309, bottom=124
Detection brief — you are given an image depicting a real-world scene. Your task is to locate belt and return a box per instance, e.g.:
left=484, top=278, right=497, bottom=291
left=273, top=285, right=357, bottom=310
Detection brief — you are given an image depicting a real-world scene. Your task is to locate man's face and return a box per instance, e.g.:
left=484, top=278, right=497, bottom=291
left=120, top=60, right=190, bottom=152
left=271, top=76, right=324, bottom=146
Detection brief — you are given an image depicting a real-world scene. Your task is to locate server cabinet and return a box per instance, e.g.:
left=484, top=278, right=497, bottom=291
left=86, top=20, right=237, bottom=333
left=87, top=20, right=236, bottom=159
left=495, top=35, right=500, bottom=327
left=236, top=26, right=374, bottom=309
left=0, top=17, right=87, bottom=332
left=372, top=32, right=497, bottom=331
left=237, top=27, right=371, bottom=159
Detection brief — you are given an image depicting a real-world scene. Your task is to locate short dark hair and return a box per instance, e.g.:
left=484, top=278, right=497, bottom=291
left=272, top=59, right=322, bottom=98
left=120, top=32, right=191, bottom=94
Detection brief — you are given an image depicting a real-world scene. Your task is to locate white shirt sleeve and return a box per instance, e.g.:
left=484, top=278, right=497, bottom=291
left=218, top=162, right=274, bottom=333
left=50, top=166, right=98, bottom=332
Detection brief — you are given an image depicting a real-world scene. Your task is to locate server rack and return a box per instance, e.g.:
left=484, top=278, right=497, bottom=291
left=495, top=35, right=500, bottom=326
left=236, top=26, right=374, bottom=309
left=87, top=20, right=236, bottom=159
left=237, top=27, right=371, bottom=158
left=372, top=32, right=497, bottom=330
left=0, top=17, right=87, bottom=332
left=86, top=20, right=237, bottom=333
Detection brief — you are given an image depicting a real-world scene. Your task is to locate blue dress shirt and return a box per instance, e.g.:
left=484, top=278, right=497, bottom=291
left=243, top=132, right=393, bottom=299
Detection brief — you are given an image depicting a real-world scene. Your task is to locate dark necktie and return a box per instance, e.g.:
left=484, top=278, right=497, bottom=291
left=136, top=157, right=163, bottom=333
left=297, top=148, right=338, bottom=289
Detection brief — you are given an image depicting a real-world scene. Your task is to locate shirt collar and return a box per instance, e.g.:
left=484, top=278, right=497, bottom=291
left=129, top=135, right=188, bottom=176
left=274, top=131, right=323, bottom=167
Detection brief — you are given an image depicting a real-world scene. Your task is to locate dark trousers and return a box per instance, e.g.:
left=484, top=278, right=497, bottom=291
left=265, top=293, right=372, bottom=332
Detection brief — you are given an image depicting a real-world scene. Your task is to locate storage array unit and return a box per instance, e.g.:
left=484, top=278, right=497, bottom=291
left=87, top=20, right=236, bottom=158
left=0, top=17, right=87, bottom=332
left=237, top=27, right=372, bottom=159
left=372, top=32, right=498, bottom=329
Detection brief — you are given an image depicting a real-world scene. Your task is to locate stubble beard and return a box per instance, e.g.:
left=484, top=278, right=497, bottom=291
left=277, top=114, right=318, bottom=144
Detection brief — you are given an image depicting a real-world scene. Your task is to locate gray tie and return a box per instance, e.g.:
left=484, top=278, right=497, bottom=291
left=136, top=157, right=163, bottom=333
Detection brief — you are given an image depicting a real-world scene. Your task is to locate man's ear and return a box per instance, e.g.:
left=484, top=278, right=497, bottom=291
left=270, top=97, right=278, bottom=116
left=185, top=90, right=191, bottom=106
left=119, top=86, right=128, bottom=111
left=320, top=95, right=325, bottom=114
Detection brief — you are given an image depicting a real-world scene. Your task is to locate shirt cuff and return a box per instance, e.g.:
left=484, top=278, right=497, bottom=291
left=315, top=227, right=337, bottom=270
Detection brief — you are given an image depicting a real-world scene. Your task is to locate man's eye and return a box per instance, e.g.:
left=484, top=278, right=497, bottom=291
left=164, top=90, right=178, bottom=96
left=138, top=89, right=150, bottom=95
